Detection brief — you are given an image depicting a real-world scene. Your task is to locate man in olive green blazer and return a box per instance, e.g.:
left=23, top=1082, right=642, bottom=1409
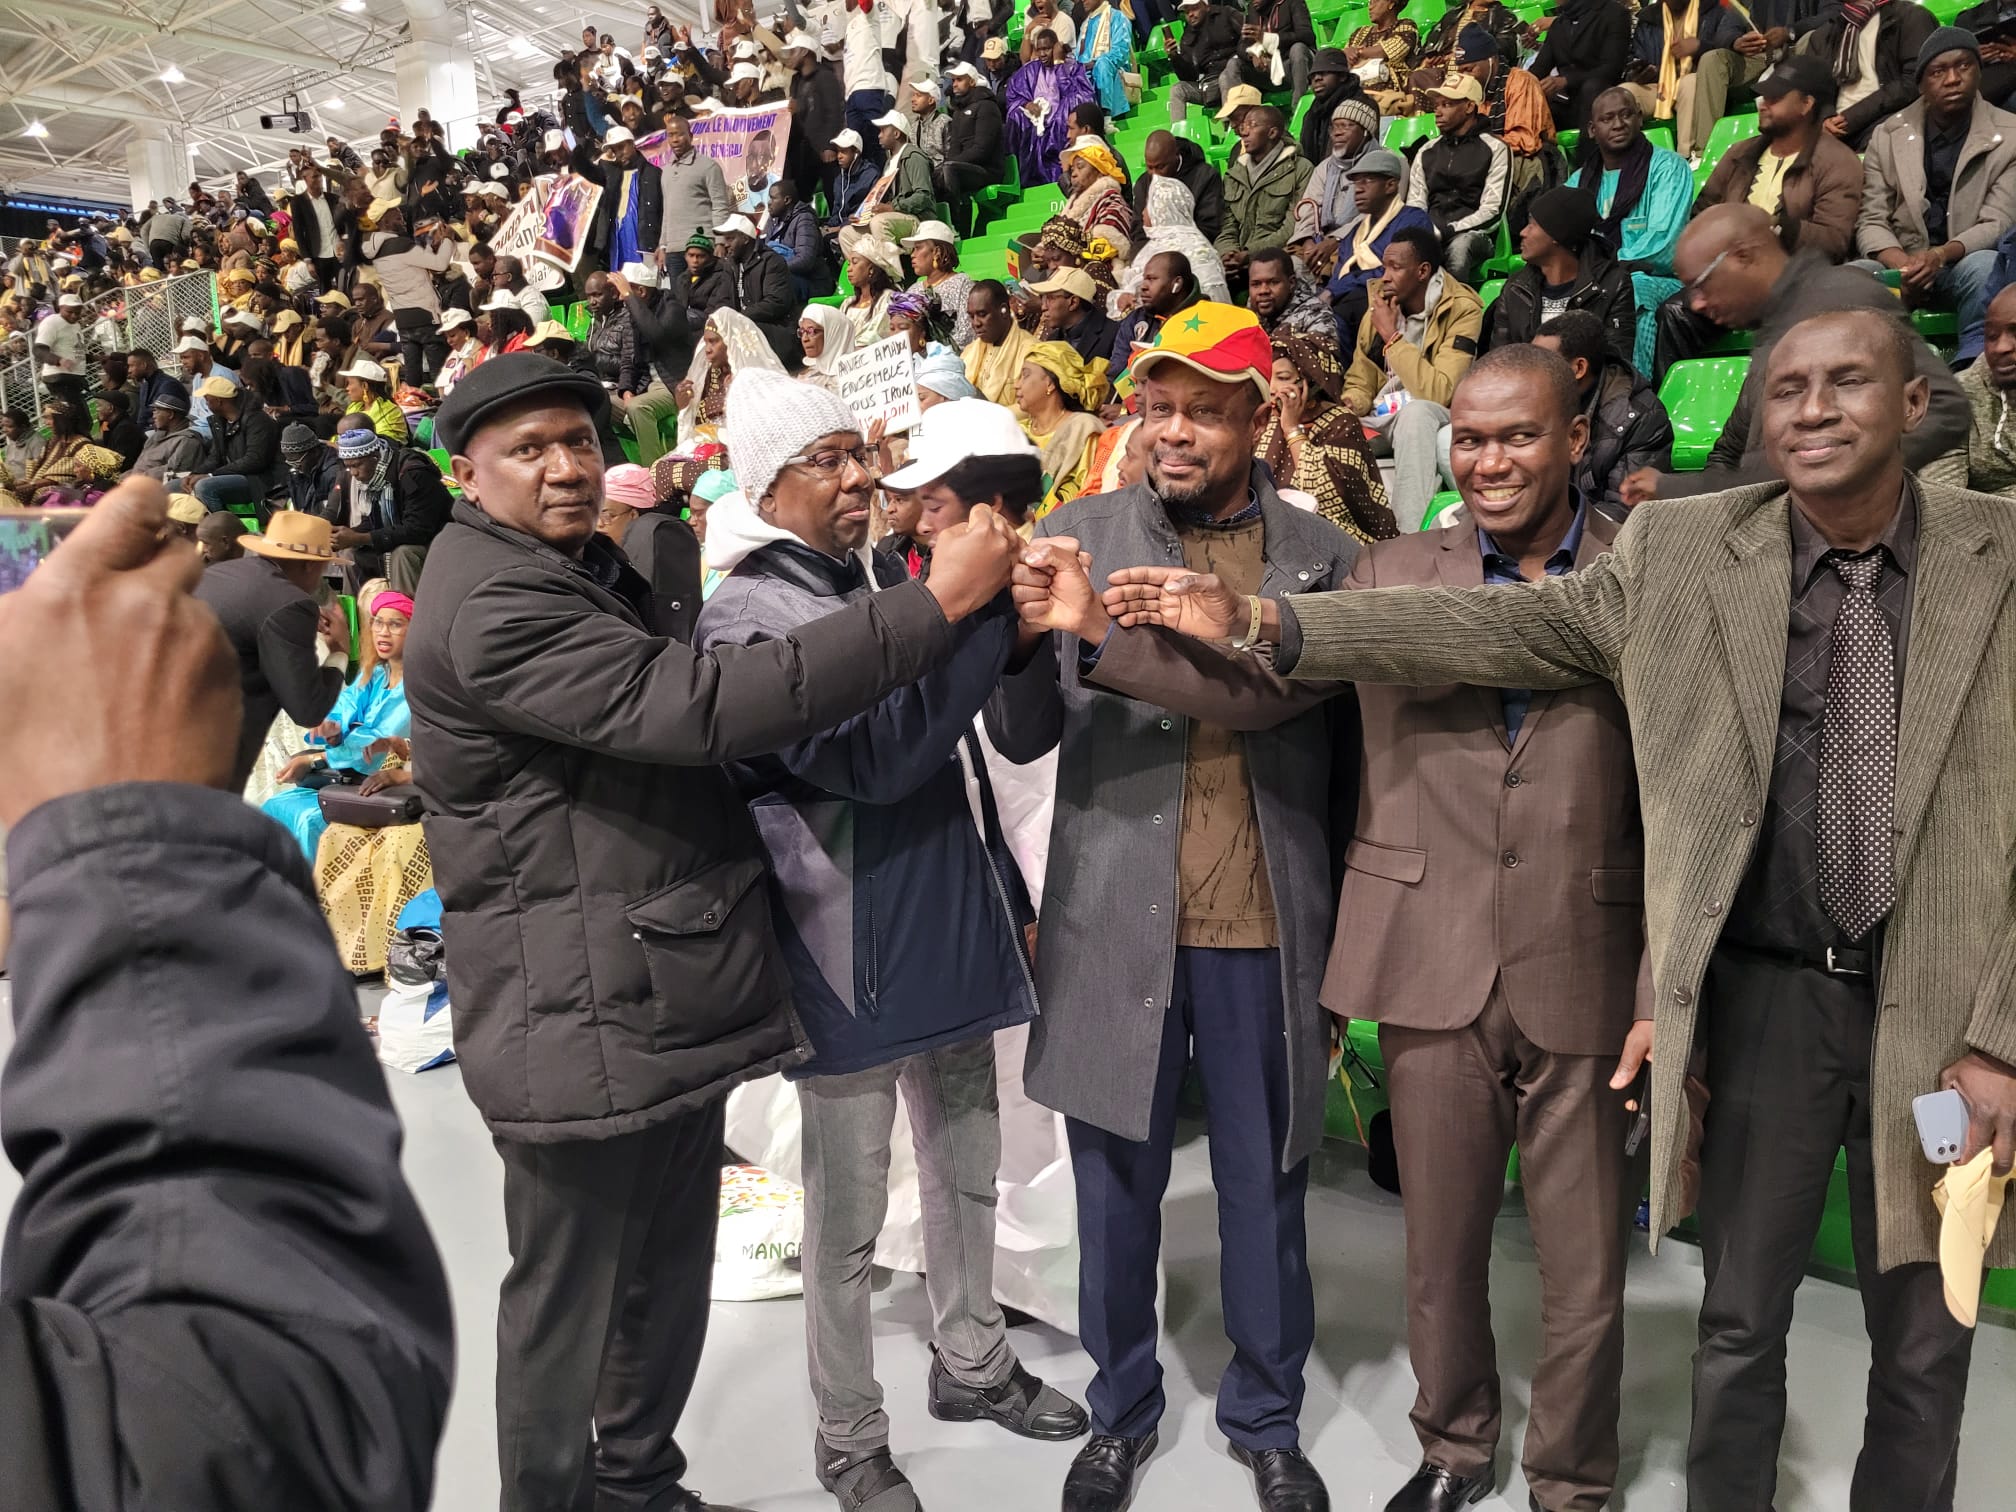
left=1062, top=307, right=2016, bottom=1511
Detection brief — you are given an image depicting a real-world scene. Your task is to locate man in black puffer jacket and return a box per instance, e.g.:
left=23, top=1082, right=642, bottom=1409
left=1534, top=308, right=1673, bottom=519
left=938, top=64, right=1007, bottom=235
left=714, top=213, right=802, bottom=366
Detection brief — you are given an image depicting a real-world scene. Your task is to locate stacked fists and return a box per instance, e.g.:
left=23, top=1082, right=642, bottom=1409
left=1011, top=539, right=1251, bottom=644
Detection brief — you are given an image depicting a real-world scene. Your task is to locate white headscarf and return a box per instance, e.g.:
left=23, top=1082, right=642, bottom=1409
left=1115, top=176, right=1231, bottom=312
left=677, top=307, right=787, bottom=442
left=798, top=302, right=858, bottom=381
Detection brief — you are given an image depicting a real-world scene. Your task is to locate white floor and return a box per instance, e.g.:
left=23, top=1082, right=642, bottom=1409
left=5, top=989, right=2015, bottom=1512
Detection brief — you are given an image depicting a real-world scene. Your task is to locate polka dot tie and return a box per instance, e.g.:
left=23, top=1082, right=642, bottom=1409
left=1817, top=552, right=1896, bottom=943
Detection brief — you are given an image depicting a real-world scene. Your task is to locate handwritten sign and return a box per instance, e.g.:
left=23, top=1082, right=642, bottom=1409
left=638, top=102, right=794, bottom=225
left=831, top=334, right=921, bottom=436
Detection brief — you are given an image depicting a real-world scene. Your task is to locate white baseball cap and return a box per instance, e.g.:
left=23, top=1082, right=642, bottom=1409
left=57, top=293, right=83, bottom=308
left=832, top=127, right=864, bottom=151
left=881, top=398, right=1039, bottom=489
left=471, top=180, right=509, bottom=198
left=732, top=39, right=761, bottom=58
left=784, top=29, right=820, bottom=53
left=948, top=62, right=986, bottom=83
left=619, top=259, right=662, bottom=287
left=336, top=358, right=390, bottom=383
left=175, top=334, right=210, bottom=353
left=900, top=219, right=960, bottom=248
left=438, top=307, right=475, bottom=332
left=601, top=125, right=636, bottom=149
left=871, top=110, right=912, bottom=135
left=909, top=79, right=941, bottom=100
left=543, top=128, right=568, bottom=152
left=480, top=289, right=521, bottom=311
left=180, top=315, right=210, bottom=333
left=729, top=61, right=762, bottom=84
left=224, top=308, right=266, bottom=332
left=713, top=213, right=759, bottom=238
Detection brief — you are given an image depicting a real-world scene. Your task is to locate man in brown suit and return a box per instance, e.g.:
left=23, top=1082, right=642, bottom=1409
left=1070, top=308, right=2016, bottom=1512
left=1022, top=348, right=1647, bottom=1512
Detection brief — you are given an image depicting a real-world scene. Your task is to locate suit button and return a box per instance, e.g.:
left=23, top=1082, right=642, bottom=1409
left=1739, top=810, right=1758, bottom=827
left=1505, top=771, right=1522, bottom=787
left=1672, top=986, right=1693, bottom=1006
left=1152, top=813, right=1164, bottom=824
left=1703, top=900, right=1722, bottom=916
left=1502, top=850, right=1519, bottom=868
left=1149, top=904, right=1159, bottom=914
left=1144, top=997, right=1155, bottom=1007
left=1160, top=718, right=1172, bottom=730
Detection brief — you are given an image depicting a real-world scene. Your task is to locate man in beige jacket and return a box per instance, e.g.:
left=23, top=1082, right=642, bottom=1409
left=1030, top=305, right=2016, bottom=1512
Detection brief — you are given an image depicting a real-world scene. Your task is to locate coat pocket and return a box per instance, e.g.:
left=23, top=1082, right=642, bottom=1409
left=626, top=856, right=785, bottom=1053
left=1590, top=867, right=1644, bottom=904
left=1343, top=838, right=1428, bottom=885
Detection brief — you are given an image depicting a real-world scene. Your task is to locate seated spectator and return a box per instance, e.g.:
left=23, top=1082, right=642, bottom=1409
left=1127, top=177, right=1229, bottom=308
left=1007, top=28, right=1100, bottom=186
left=95, top=389, right=146, bottom=470
left=131, top=382, right=203, bottom=482
left=1133, top=129, right=1227, bottom=245
left=1452, top=24, right=1561, bottom=202
left=1078, top=0, right=1136, bottom=119
left=839, top=234, right=905, bottom=344
left=1111, top=247, right=1206, bottom=377
left=1060, top=135, right=1137, bottom=246
left=1922, top=280, right=2016, bottom=491
left=0, top=406, right=44, bottom=485
left=280, top=423, right=345, bottom=515
left=191, top=378, right=282, bottom=517
left=0, top=395, right=119, bottom=507
left=1625, top=0, right=1751, bottom=159
left=1415, top=0, right=1523, bottom=89
left=903, top=222, right=976, bottom=348
left=1016, top=340, right=1110, bottom=513
left=476, top=298, right=535, bottom=357
left=348, top=282, right=401, bottom=365
left=1855, top=27, right=2016, bottom=360
left=1485, top=186, right=1635, bottom=363
left=1410, top=74, right=1511, bottom=287
left=324, top=426, right=451, bottom=591
left=798, top=304, right=859, bottom=392
left=766, top=182, right=831, bottom=300
left=1217, top=105, right=1313, bottom=281
left=1167, top=0, right=1245, bottom=123
left=675, top=307, right=787, bottom=444
left=1341, top=225, right=1485, bottom=527
left=1346, top=0, right=1422, bottom=115
left=1532, top=308, right=1675, bottom=518
left=261, top=589, right=413, bottom=860
left=938, top=64, right=1006, bottom=237
left=828, top=129, right=879, bottom=223
left=1806, top=0, right=1938, bottom=149
left=1323, top=147, right=1436, bottom=342
left=337, top=358, right=410, bottom=443
left=1299, top=49, right=1369, bottom=168
left=1570, top=87, right=1696, bottom=372
left=1258, top=333, right=1399, bottom=541
left=1533, top=0, right=1633, bottom=131
left=433, top=308, right=484, bottom=395
left=1249, top=246, right=1342, bottom=349
left=177, top=335, right=236, bottom=439
left=905, top=77, right=950, bottom=169
left=595, top=462, right=700, bottom=641
left=1223, top=0, right=1319, bottom=102
left=1031, top=267, right=1117, bottom=364
left=713, top=212, right=803, bottom=368
left=1625, top=202, right=1968, bottom=501
left=965, top=279, right=1041, bottom=408
left=980, top=33, right=1023, bottom=95
left=854, top=114, right=939, bottom=243
left=1959, top=0, right=2016, bottom=107
left=196, top=509, right=248, bottom=565
left=1291, top=100, right=1391, bottom=266
left=671, top=232, right=736, bottom=336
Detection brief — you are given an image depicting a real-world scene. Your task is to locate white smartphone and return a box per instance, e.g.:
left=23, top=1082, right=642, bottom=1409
left=1913, top=1088, right=1971, bottom=1165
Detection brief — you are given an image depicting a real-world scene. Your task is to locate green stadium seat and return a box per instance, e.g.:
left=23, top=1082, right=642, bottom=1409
left=427, top=447, right=452, bottom=475
left=1479, top=278, right=1506, bottom=309
left=1659, top=356, right=1750, bottom=471
left=1422, top=489, right=1463, bottom=531
left=1694, top=112, right=1759, bottom=190
left=1385, top=114, right=1437, bottom=152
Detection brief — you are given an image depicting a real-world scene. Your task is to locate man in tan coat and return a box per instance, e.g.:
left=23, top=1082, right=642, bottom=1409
left=1041, top=306, right=2016, bottom=1512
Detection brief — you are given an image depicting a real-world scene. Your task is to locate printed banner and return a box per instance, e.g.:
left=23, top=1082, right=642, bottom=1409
left=489, top=172, right=604, bottom=293
left=638, top=102, right=794, bottom=225
left=830, top=334, right=921, bottom=436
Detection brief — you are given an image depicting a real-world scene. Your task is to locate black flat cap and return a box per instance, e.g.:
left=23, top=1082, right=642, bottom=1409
left=432, top=350, right=611, bottom=455
left=1311, top=48, right=1353, bottom=76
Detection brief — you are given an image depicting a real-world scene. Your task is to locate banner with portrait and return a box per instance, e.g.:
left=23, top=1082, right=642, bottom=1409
left=490, top=171, right=604, bottom=293
left=637, top=102, right=794, bottom=225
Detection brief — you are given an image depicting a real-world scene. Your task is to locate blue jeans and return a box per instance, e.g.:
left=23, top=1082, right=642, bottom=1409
left=1067, top=946, right=1313, bottom=1452
left=845, top=89, right=893, bottom=167
left=1859, top=247, right=1998, bottom=359
left=193, top=474, right=266, bottom=515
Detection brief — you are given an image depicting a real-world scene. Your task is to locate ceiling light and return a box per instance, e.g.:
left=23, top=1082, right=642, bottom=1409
left=188, top=142, right=204, bottom=155
left=160, top=64, right=186, bottom=84
left=340, top=0, right=367, bottom=11
left=23, top=119, right=48, bottom=138
left=325, top=97, right=345, bottom=109
left=507, top=36, right=539, bottom=59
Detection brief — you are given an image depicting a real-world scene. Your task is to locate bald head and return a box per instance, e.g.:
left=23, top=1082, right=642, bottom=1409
left=1675, top=204, right=1788, bottom=331
left=1676, top=203, right=1778, bottom=270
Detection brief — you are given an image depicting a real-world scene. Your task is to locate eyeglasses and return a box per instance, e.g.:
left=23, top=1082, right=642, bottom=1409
left=1685, top=246, right=1733, bottom=294
left=783, top=445, right=876, bottom=478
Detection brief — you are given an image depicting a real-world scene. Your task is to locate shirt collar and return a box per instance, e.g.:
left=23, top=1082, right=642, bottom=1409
left=1477, top=490, right=1588, bottom=577
left=1789, top=480, right=1919, bottom=592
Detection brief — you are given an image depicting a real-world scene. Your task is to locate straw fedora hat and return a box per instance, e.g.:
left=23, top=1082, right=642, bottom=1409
left=240, top=511, right=349, bottom=564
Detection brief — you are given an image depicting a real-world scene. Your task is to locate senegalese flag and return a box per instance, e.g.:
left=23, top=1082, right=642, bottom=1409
left=1130, top=300, right=1274, bottom=400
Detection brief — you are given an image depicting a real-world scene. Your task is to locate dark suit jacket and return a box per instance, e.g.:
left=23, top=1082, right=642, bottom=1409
left=192, top=554, right=345, bottom=788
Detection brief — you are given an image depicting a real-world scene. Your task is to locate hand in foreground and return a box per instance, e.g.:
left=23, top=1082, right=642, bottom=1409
left=1942, top=1051, right=2016, bottom=1175
left=1101, top=566, right=1245, bottom=640
left=1609, top=1020, right=1655, bottom=1109
left=1012, top=537, right=1107, bottom=642
left=318, top=601, right=353, bottom=656
left=0, top=476, right=241, bottom=826
left=921, top=503, right=1022, bottom=622
left=1619, top=467, right=1661, bottom=508
left=360, top=767, right=414, bottom=797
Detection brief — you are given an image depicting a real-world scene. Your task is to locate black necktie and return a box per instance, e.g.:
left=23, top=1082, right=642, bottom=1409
left=1817, top=551, right=1897, bottom=943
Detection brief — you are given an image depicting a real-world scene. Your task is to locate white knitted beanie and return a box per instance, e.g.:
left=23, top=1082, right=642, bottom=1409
left=725, top=368, right=864, bottom=507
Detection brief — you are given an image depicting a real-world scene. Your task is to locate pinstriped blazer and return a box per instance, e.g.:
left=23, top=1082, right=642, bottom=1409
left=1286, top=479, right=2016, bottom=1271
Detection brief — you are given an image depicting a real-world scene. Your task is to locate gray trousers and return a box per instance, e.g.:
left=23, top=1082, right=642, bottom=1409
left=1220, top=42, right=1314, bottom=104
left=1169, top=76, right=1223, bottom=124
left=1689, top=50, right=1771, bottom=157
left=799, top=1034, right=1015, bottom=1453
left=1370, top=399, right=1452, bottom=531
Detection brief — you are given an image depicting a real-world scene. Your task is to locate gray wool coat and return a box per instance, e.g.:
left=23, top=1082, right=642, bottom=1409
left=986, top=470, right=1360, bottom=1170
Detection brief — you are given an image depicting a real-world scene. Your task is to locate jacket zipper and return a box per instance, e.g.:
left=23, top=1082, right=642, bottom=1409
left=861, top=871, right=881, bottom=1019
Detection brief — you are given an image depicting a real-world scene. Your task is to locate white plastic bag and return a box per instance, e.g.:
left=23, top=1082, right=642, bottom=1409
left=377, top=978, right=455, bottom=1073
left=714, top=1163, right=805, bottom=1301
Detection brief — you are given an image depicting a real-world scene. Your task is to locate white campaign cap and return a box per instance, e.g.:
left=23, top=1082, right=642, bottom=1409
left=471, top=180, right=509, bottom=197
left=900, top=219, right=959, bottom=247
left=480, top=289, right=520, bottom=311
left=336, top=358, right=390, bottom=383
left=832, top=127, right=864, bottom=151
left=543, top=128, right=567, bottom=152
left=619, top=259, right=662, bottom=287
left=180, top=315, right=210, bottom=332
left=224, top=308, right=266, bottom=332
left=175, top=334, right=209, bottom=353
left=947, top=62, right=986, bottom=83
left=732, top=38, right=761, bottom=58
left=601, top=124, right=636, bottom=148
left=438, top=307, right=474, bottom=332
left=713, top=213, right=759, bottom=237
left=784, top=28, right=820, bottom=53
left=57, top=293, right=84, bottom=308
left=872, top=110, right=911, bottom=133
left=881, top=398, right=1039, bottom=490
left=729, top=61, right=762, bottom=84
left=909, top=79, right=941, bottom=99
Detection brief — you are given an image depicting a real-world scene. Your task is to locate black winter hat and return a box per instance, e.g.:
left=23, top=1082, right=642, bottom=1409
left=1528, top=186, right=1600, bottom=253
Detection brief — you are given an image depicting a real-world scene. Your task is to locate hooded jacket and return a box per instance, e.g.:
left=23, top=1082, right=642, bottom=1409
left=696, top=498, right=1037, bottom=1077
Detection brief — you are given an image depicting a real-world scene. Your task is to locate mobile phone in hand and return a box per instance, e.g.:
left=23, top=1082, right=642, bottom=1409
left=1624, top=1065, right=1651, bottom=1156
left=1913, top=1088, right=1970, bottom=1164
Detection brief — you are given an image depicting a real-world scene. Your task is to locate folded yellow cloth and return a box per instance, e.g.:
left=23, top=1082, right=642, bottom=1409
left=1931, top=1148, right=2014, bottom=1328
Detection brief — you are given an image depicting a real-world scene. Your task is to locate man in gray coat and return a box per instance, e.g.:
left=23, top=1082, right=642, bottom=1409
left=656, top=114, right=735, bottom=268
left=404, top=353, right=1024, bottom=1512
left=987, top=307, right=1355, bottom=1512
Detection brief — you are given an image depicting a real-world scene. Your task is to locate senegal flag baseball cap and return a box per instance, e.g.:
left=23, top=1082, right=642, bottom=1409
left=1129, top=302, right=1273, bottom=402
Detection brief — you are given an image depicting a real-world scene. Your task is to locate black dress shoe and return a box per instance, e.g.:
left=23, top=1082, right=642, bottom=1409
left=1383, top=1461, right=1492, bottom=1512
left=1229, top=1445, right=1330, bottom=1511
left=926, top=1348, right=1090, bottom=1440
left=1060, top=1431, right=1157, bottom=1512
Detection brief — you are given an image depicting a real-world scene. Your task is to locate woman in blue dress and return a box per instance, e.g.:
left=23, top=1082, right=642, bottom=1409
left=1076, top=0, right=1135, bottom=121
left=262, top=590, right=414, bottom=860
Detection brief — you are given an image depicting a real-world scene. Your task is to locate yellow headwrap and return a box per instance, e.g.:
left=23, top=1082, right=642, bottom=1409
left=1025, top=340, right=1112, bottom=411
left=1061, top=138, right=1125, bottom=185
